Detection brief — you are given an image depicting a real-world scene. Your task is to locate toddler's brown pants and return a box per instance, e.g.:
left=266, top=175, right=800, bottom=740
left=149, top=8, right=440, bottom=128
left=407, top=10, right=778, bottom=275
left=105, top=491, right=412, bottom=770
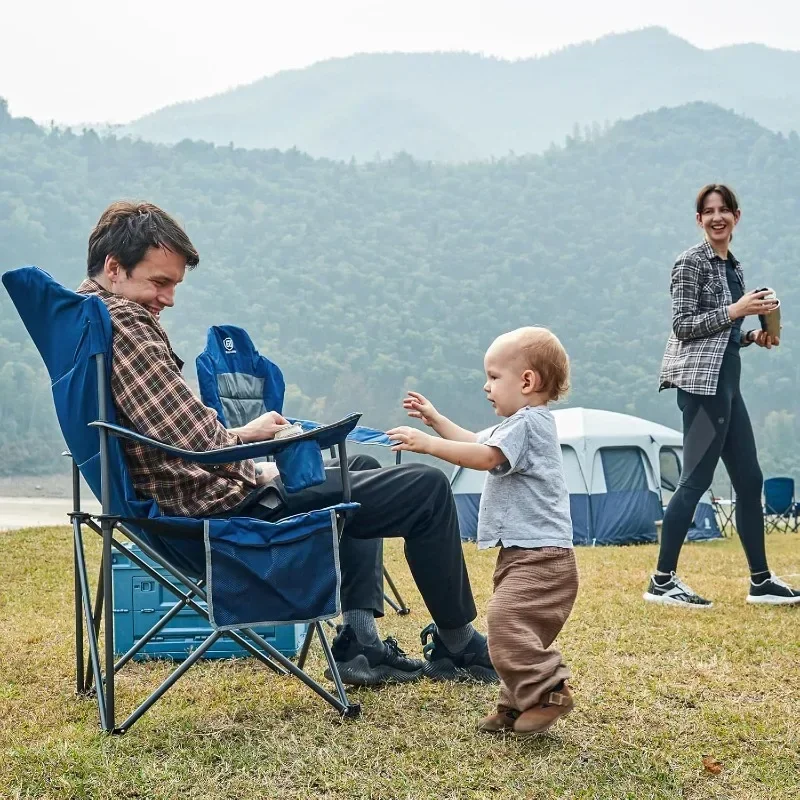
left=487, top=546, right=579, bottom=712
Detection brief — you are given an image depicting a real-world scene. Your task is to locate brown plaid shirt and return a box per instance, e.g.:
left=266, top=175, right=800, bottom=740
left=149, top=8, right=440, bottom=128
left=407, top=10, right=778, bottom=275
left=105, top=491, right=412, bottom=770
left=659, top=240, right=754, bottom=395
left=77, top=279, right=256, bottom=516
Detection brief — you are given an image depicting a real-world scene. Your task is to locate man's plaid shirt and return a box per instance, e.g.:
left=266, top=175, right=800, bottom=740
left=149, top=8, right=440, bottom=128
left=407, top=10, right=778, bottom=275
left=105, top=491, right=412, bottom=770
left=78, top=279, right=256, bottom=516
left=659, top=240, right=754, bottom=396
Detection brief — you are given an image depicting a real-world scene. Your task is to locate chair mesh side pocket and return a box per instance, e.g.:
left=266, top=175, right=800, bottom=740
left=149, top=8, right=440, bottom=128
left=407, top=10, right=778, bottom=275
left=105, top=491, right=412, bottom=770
left=204, top=510, right=340, bottom=630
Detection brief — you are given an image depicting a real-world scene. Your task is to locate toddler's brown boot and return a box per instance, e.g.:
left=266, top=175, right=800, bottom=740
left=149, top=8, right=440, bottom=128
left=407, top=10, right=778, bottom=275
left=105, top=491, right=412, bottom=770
left=476, top=707, right=519, bottom=734
left=513, top=684, right=574, bottom=736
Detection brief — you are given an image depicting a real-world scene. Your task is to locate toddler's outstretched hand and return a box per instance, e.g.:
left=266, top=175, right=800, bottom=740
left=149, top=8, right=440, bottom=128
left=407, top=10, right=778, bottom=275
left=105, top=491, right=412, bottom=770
left=402, top=391, right=440, bottom=427
left=386, top=425, right=432, bottom=454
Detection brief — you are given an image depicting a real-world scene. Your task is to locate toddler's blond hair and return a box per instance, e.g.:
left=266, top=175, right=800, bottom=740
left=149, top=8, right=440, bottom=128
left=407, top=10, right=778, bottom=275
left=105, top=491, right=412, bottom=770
left=495, top=326, right=570, bottom=401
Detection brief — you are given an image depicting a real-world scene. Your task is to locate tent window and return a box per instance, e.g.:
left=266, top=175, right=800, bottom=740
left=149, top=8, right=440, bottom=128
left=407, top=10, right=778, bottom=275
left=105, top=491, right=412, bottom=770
left=600, top=447, right=647, bottom=492
left=659, top=447, right=681, bottom=492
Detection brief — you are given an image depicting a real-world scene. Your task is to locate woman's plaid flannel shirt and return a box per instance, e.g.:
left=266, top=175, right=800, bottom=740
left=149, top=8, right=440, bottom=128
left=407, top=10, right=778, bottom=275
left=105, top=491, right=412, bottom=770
left=659, top=240, right=755, bottom=396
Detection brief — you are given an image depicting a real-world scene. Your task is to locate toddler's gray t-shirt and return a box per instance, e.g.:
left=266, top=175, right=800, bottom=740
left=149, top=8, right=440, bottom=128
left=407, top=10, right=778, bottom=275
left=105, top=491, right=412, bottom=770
left=475, top=405, right=573, bottom=550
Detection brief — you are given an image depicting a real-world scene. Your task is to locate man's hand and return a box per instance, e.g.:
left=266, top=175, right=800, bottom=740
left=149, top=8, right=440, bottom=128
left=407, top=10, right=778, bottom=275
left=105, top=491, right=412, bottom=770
left=751, top=329, right=780, bottom=349
left=254, top=462, right=280, bottom=485
left=402, top=391, right=441, bottom=427
left=386, top=425, right=433, bottom=454
left=231, top=410, right=290, bottom=443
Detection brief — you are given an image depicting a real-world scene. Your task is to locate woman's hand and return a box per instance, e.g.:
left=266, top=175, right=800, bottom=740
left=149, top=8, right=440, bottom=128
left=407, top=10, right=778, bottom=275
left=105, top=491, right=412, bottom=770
left=730, top=290, right=779, bottom=320
left=750, top=330, right=780, bottom=349
left=402, top=391, right=441, bottom=427
left=386, top=425, right=433, bottom=454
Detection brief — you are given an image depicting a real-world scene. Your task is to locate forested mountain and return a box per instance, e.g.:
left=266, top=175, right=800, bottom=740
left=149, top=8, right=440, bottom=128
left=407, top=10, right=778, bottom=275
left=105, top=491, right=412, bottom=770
left=1, top=98, right=798, bottom=481
left=121, top=28, right=800, bottom=162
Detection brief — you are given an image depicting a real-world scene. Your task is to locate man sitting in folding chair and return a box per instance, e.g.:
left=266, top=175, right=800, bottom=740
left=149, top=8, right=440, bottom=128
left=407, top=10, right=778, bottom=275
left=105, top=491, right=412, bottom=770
left=74, top=200, right=497, bottom=686
left=5, top=267, right=366, bottom=732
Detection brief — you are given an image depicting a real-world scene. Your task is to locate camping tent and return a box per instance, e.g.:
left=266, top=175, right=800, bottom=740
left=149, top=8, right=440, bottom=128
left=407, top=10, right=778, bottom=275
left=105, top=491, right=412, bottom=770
left=451, top=407, right=721, bottom=546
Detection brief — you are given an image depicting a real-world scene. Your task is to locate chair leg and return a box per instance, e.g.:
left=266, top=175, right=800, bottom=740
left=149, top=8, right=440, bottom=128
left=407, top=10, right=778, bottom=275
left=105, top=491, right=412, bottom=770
left=84, top=558, right=104, bottom=692
left=315, top=622, right=360, bottom=718
left=764, top=514, right=779, bottom=536
left=101, top=518, right=115, bottom=732
left=383, top=567, right=410, bottom=615
left=72, top=517, right=108, bottom=730
left=383, top=592, right=402, bottom=614
left=74, top=530, right=85, bottom=695
left=297, top=622, right=315, bottom=670
left=71, top=460, right=85, bottom=695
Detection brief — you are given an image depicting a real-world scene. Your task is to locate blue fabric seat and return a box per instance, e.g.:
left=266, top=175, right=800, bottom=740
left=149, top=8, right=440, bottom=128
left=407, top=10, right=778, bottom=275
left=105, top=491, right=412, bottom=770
left=2, top=266, right=363, bottom=733
left=197, top=324, right=411, bottom=615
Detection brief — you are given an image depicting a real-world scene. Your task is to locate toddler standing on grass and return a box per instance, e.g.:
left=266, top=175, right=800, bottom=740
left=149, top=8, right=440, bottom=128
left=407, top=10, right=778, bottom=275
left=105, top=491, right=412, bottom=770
left=387, top=327, right=578, bottom=736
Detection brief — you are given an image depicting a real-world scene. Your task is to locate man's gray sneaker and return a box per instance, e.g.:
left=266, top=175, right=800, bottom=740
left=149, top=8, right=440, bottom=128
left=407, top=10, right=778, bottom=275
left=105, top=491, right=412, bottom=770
left=643, top=573, right=713, bottom=608
left=323, top=624, right=424, bottom=686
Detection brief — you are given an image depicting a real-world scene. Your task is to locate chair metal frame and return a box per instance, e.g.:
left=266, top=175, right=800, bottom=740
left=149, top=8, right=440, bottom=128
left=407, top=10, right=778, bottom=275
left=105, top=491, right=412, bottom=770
left=68, top=353, right=362, bottom=734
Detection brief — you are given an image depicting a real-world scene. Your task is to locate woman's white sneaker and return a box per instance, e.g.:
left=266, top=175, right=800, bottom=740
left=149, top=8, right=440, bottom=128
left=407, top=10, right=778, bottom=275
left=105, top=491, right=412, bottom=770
left=747, top=573, right=800, bottom=605
left=643, top=572, right=713, bottom=608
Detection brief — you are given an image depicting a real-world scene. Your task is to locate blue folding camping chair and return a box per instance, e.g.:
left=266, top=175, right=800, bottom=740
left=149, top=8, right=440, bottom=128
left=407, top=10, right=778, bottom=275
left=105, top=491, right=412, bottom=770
left=763, top=477, right=800, bottom=534
left=3, top=266, right=364, bottom=734
left=196, top=325, right=411, bottom=616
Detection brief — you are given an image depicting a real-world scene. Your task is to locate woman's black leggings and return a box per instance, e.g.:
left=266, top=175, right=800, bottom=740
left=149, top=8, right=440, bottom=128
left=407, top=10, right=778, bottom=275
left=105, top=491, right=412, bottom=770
left=658, top=350, right=768, bottom=574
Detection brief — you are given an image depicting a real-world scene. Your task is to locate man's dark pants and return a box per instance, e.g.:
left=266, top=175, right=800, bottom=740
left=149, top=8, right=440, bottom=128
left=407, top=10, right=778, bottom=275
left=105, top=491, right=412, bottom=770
left=239, top=455, right=477, bottom=630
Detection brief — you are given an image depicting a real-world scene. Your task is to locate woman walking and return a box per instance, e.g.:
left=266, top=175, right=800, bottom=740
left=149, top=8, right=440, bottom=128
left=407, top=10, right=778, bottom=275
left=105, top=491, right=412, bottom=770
left=646, top=183, right=800, bottom=608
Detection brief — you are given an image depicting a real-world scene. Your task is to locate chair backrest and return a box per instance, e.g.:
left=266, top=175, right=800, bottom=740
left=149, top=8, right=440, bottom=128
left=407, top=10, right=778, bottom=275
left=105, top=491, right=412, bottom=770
left=2, top=266, right=205, bottom=526
left=198, top=324, right=397, bottom=454
left=196, top=325, right=286, bottom=427
left=764, top=477, right=795, bottom=514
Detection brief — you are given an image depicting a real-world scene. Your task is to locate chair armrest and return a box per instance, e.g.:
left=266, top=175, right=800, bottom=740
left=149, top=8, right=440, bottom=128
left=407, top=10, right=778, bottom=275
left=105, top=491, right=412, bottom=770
left=290, top=418, right=396, bottom=447
left=89, top=413, right=362, bottom=465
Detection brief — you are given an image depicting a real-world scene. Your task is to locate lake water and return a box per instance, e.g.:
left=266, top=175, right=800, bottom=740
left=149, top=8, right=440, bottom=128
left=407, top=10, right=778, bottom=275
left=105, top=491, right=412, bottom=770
left=0, top=496, right=101, bottom=531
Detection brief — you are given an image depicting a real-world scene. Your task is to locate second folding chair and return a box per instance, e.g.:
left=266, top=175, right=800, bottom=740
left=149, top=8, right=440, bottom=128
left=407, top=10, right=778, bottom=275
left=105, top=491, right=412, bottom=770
left=196, top=325, right=411, bottom=616
left=763, top=477, right=800, bottom=534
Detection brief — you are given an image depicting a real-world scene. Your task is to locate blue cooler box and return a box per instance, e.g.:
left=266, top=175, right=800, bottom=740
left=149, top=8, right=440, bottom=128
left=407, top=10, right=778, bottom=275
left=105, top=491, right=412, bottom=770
left=112, top=544, right=307, bottom=660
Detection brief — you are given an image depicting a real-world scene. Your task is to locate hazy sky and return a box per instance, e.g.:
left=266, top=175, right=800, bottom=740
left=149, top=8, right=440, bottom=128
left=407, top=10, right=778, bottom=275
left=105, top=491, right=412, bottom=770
left=2, top=0, right=798, bottom=125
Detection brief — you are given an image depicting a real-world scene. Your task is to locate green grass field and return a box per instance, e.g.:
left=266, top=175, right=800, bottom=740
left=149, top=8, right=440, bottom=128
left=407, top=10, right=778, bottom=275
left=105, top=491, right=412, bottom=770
left=0, top=525, right=798, bottom=799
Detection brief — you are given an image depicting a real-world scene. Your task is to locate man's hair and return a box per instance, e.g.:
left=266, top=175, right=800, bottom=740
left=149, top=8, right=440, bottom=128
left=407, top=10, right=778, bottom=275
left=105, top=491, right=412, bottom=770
left=695, top=184, right=739, bottom=215
left=87, top=201, right=200, bottom=278
left=509, top=326, right=570, bottom=402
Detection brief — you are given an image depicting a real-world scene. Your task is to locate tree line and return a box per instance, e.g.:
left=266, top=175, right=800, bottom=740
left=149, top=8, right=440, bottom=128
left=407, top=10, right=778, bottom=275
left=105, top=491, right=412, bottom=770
left=1, top=99, right=798, bottom=485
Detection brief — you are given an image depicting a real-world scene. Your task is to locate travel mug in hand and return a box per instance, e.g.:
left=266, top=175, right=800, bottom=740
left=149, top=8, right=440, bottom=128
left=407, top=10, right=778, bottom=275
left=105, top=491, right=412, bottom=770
left=757, top=288, right=781, bottom=342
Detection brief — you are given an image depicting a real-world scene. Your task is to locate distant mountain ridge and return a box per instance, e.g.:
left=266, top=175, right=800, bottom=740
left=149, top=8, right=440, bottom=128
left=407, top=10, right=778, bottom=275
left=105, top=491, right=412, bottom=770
left=121, top=27, right=800, bottom=161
